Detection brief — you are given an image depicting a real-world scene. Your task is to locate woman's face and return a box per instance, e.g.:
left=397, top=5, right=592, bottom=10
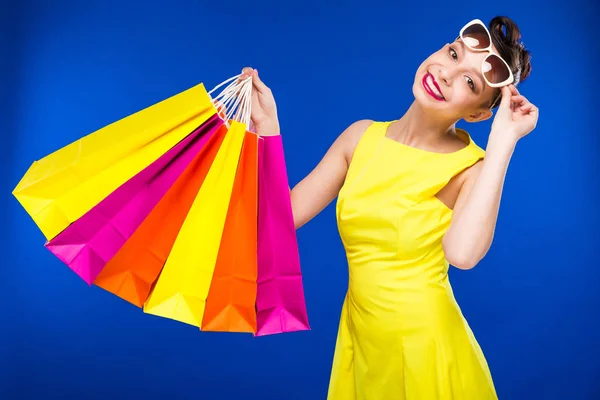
left=412, top=38, right=500, bottom=122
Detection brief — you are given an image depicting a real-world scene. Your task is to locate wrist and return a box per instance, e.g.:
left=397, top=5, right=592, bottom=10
left=255, top=120, right=280, bottom=137
left=489, top=130, right=517, bottom=150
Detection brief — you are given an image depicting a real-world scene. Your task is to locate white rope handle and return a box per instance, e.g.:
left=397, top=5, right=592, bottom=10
left=208, top=74, right=253, bottom=128
left=241, top=79, right=252, bottom=126
left=233, top=78, right=252, bottom=126
left=235, top=78, right=252, bottom=126
left=212, top=78, right=243, bottom=118
left=208, top=74, right=241, bottom=96
left=212, top=77, right=243, bottom=106
left=224, top=79, right=248, bottom=123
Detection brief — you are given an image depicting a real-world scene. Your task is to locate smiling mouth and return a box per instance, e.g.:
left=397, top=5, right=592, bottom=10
left=423, top=72, right=445, bottom=101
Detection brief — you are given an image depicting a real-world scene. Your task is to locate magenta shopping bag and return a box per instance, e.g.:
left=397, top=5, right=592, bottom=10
left=45, top=114, right=224, bottom=285
left=255, top=135, right=310, bottom=336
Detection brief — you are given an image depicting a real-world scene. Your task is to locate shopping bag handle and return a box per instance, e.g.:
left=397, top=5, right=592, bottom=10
left=209, top=74, right=253, bottom=129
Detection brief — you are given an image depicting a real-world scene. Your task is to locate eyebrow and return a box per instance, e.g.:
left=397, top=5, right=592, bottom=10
left=457, top=39, right=485, bottom=92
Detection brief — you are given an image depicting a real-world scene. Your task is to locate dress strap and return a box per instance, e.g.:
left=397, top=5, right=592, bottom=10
left=343, top=121, right=390, bottom=191
left=415, top=132, right=485, bottom=201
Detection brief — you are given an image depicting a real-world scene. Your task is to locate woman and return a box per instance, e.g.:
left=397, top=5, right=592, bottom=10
left=241, top=15, right=538, bottom=399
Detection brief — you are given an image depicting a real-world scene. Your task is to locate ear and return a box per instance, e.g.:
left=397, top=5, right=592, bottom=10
left=464, top=108, right=493, bottom=123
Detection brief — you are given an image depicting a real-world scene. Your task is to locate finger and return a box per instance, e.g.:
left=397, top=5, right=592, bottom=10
left=511, top=94, right=528, bottom=104
left=508, top=84, right=520, bottom=96
left=526, top=104, right=538, bottom=115
left=499, top=85, right=513, bottom=108
left=521, top=103, right=534, bottom=110
left=519, top=104, right=533, bottom=113
left=511, top=95, right=529, bottom=110
left=239, top=67, right=254, bottom=83
left=251, top=69, right=270, bottom=94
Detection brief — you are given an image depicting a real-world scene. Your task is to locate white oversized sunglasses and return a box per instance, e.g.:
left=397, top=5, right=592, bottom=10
left=458, top=19, right=515, bottom=88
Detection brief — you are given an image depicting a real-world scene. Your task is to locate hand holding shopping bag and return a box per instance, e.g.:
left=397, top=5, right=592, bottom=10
left=14, top=72, right=310, bottom=336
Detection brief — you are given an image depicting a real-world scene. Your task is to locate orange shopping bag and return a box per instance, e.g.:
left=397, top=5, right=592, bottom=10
left=201, top=131, right=259, bottom=333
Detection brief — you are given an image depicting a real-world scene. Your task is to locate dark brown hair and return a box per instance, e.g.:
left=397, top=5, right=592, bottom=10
left=488, top=16, right=532, bottom=109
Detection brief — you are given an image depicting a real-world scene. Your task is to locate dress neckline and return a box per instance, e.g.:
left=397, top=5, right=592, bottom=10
left=382, top=121, right=472, bottom=156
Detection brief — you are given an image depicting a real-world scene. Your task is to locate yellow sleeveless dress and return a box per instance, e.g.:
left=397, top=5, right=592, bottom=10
left=328, top=121, right=498, bottom=400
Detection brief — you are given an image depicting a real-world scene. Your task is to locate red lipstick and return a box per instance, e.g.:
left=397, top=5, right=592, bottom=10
left=422, top=72, right=445, bottom=101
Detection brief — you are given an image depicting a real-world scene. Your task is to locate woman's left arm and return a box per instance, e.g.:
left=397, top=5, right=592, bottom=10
left=443, top=84, right=539, bottom=270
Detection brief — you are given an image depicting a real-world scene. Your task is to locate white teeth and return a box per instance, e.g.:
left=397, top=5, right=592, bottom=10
left=426, top=75, right=443, bottom=98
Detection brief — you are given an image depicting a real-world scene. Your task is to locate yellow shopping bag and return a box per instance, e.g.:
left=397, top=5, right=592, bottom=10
left=143, top=120, right=247, bottom=327
left=13, top=83, right=217, bottom=240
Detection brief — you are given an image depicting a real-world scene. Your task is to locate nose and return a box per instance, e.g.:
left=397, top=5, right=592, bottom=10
left=438, top=67, right=452, bottom=86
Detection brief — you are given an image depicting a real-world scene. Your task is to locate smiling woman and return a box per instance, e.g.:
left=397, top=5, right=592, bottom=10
left=239, top=14, right=536, bottom=400
left=412, top=17, right=532, bottom=127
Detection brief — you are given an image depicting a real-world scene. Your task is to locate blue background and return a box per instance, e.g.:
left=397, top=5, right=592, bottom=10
left=2, top=0, right=599, bottom=399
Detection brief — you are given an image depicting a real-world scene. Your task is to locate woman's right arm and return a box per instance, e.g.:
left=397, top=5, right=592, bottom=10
left=240, top=67, right=371, bottom=229
left=289, top=119, right=373, bottom=229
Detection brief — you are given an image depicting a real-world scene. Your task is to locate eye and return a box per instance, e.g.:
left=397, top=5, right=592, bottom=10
left=464, top=76, right=476, bottom=92
left=449, top=46, right=476, bottom=92
left=449, top=46, right=458, bottom=60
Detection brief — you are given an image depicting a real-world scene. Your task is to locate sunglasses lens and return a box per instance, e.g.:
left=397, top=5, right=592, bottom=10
left=462, top=23, right=490, bottom=50
left=483, top=54, right=511, bottom=85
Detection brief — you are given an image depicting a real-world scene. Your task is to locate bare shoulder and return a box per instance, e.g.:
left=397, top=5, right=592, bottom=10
left=337, top=119, right=374, bottom=164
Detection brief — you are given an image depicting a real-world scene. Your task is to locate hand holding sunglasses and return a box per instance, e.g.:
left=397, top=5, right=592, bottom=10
left=489, top=84, right=538, bottom=147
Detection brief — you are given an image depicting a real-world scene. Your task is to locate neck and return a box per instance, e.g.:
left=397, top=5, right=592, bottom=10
left=388, top=101, right=458, bottom=146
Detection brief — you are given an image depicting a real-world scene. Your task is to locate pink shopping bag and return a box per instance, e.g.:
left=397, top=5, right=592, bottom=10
left=255, top=135, right=310, bottom=336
